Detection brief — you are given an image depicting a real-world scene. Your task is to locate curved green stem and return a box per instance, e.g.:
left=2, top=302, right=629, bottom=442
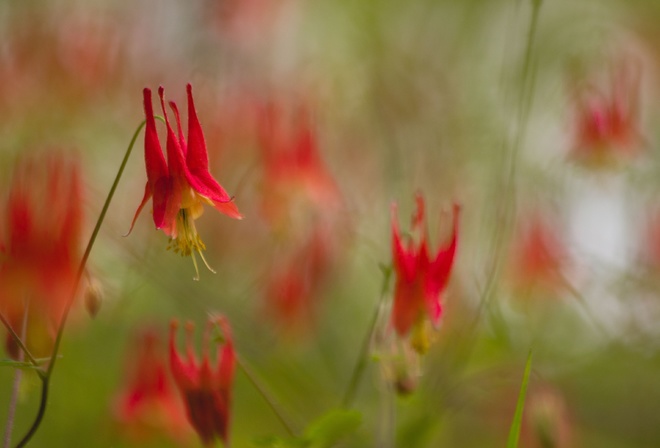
left=341, top=264, right=392, bottom=408
left=14, top=119, right=147, bottom=448
left=236, top=356, right=296, bottom=438
left=475, top=0, right=544, bottom=323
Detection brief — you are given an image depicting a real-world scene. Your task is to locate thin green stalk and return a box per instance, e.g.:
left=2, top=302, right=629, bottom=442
left=3, top=305, right=29, bottom=448
left=0, top=314, right=40, bottom=374
left=476, top=0, right=544, bottom=322
left=48, top=119, right=147, bottom=377
left=3, top=368, right=22, bottom=448
left=559, top=274, right=610, bottom=339
left=506, top=349, right=534, bottom=448
left=14, top=119, right=147, bottom=448
left=236, top=355, right=296, bottom=438
left=341, top=264, right=392, bottom=409
left=441, top=0, right=544, bottom=390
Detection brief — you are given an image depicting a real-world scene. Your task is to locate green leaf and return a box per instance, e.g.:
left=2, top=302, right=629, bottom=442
left=305, top=409, right=362, bottom=448
left=254, top=409, right=362, bottom=448
left=506, top=349, right=533, bottom=448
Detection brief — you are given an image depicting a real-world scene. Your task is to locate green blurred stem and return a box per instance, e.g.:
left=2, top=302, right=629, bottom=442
left=236, top=355, right=296, bottom=437
left=475, top=0, right=543, bottom=322
left=3, top=367, right=22, bottom=448
left=14, top=119, right=150, bottom=448
left=3, top=305, right=29, bottom=448
left=341, top=264, right=392, bottom=409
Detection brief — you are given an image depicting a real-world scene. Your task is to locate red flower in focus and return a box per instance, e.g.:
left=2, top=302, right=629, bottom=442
left=391, top=194, right=459, bottom=344
left=508, top=213, right=567, bottom=296
left=257, top=101, right=342, bottom=234
left=170, top=316, right=235, bottom=447
left=128, top=84, right=242, bottom=279
left=0, top=154, right=83, bottom=359
left=570, top=59, right=643, bottom=168
left=114, top=328, right=190, bottom=445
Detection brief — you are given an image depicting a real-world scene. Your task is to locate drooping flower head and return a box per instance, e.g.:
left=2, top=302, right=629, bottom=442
left=569, top=58, right=643, bottom=169
left=257, top=100, right=342, bottom=236
left=113, top=328, right=190, bottom=445
left=391, top=193, right=459, bottom=353
left=0, top=154, right=83, bottom=358
left=264, top=226, right=333, bottom=331
left=128, top=84, right=242, bottom=280
left=507, top=211, right=567, bottom=297
left=169, top=316, right=235, bottom=447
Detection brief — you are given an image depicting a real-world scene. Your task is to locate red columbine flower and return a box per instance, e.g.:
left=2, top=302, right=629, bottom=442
left=264, top=226, right=333, bottom=330
left=128, top=84, right=242, bottom=279
left=507, top=212, right=567, bottom=297
left=113, top=328, right=190, bottom=445
left=570, top=58, right=643, bottom=168
left=0, top=154, right=83, bottom=359
left=170, top=316, right=235, bottom=447
left=391, top=194, right=459, bottom=353
left=257, top=100, right=341, bottom=235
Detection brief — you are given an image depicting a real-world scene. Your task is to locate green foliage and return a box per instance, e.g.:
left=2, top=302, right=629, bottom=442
left=506, top=350, right=533, bottom=448
left=254, top=410, right=362, bottom=448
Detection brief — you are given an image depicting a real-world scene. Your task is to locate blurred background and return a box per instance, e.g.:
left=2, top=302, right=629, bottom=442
left=2, top=0, right=660, bottom=446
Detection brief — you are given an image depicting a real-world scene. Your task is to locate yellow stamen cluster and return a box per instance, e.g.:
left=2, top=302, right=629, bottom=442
left=167, top=209, right=206, bottom=256
left=167, top=209, right=215, bottom=280
left=410, top=318, right=435, bottom=355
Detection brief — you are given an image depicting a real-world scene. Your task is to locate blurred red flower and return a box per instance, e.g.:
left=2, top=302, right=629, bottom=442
left=391, top=194, right=459, bottom=349
left=170, top=316, right=235, bottom=447
left=257, top=101, right=342, bottom=236
left=265, top=227, right=334, bottom=330
left=113, top=328, right=190, bottom=445
left=0, top=154, right=83, bottom=359
left=507, top=212, right=567, bottom=297
left=205, top=0, right=289, bottom=47
left=128, top=84, right=242, bottom=279
left=569, top=59, right=643, bottom=168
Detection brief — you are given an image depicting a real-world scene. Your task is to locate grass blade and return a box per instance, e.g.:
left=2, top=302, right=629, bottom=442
left=507, top=349, right=533, bottom=448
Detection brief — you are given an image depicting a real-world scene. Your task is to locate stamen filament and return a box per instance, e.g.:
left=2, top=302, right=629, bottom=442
left=191, top=251, right=201, bottom=281
left=197, top=249, right=216, bottom=274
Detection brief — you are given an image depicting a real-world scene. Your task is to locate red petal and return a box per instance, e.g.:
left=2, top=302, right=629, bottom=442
left=392, top=277, right=423, bottom=336
left=216, top=317, right=234, bottom=445
left=150, top=176, right=181, bottom=239
left=143, top=88, right=168, bottom=192
left=168, top=100, right=187, bottom=155
left=158, top=87, right=189, bottom=183
left=215, top=317, right=235, bottom=393
left=125, top=182, right=152, bottom=236
left=391, top=202, right=416, bottom=282
left=185, top=83, right=211, bottom=175
left=184, top=84, right=234, bottom=203
left=169, top=321, right=197, bottom=391
left=412, top=192, right=425, bottom=229
left=425, top=204, right=460, bottom=319
left=212, top=198, right=243, bottom=220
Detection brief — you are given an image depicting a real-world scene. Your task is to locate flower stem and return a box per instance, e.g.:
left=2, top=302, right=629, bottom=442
left=236, top=355, right=296, bottom=438
left=475, top=0, right=543, bottom=323
left=0, top=314, right=40, bottom=374
left=341, top=264, right=392, bottom=409
left=14, top=119, right=147, bottom=448
left=3, top=367, right=22, bottom=448
left=3, top=305, right=29, bottom=448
